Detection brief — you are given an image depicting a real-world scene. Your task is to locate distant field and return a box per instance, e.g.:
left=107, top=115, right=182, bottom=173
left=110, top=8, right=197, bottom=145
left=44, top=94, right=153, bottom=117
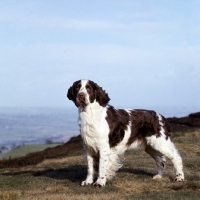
left=0, top=144, right=61, bottom=159
left=0, top=107, right=79, bottom=148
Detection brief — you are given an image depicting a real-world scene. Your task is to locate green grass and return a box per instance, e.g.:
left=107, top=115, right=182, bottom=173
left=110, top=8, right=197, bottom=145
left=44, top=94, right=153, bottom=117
left=0, top=144, right=60, bottom=159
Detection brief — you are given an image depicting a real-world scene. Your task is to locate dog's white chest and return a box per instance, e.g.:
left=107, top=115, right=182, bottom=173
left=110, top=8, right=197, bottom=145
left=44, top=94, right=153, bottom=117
left=78, top=103, right=109, bottom=152
left=79, top=114, right=98, bottom=153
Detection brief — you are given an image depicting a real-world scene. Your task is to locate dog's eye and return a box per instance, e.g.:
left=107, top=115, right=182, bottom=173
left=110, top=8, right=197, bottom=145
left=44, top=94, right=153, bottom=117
left=86, top=86, right=91, bottom=92
left=76, top=84, right=81, bottom=91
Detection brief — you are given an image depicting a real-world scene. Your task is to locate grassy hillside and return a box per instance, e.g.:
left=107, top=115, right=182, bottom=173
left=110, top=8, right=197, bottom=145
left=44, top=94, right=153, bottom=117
left=0, top=144, right=60, bottom=159
left=0, top=130, right=199, bottom=199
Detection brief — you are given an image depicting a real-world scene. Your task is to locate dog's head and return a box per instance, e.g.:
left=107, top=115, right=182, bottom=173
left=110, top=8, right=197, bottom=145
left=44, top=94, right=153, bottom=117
left=67, top=79, right=110, bottom=108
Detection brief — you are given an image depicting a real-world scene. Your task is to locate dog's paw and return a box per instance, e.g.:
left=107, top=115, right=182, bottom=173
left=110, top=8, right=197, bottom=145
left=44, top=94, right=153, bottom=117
left=93, top=182, right=103, bottom=187
left=93, top=178, right=106, bottom=187
left=174, top=173, right=184, bottom=182
left=81, top=181, right=93, bottom=186
left=153, top=174, right=162, bottom=180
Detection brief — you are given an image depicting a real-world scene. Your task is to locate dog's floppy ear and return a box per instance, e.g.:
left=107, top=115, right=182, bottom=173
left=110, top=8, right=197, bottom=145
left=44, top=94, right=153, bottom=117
left=93, top=82, right=110, bottom=107
left=67, top=86, right=75, bottom=100
left=67, top=81, right=79, bottom=106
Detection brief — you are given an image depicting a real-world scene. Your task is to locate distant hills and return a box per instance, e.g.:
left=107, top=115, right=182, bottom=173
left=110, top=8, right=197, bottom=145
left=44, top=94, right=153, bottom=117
left=168, top=111, right=200, bottom=132
left=0, top=107, right=79, bottom=154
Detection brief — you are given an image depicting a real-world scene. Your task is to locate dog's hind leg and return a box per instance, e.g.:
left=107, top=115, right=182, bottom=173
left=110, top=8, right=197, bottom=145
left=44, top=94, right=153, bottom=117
left=146, top=136, right=184, bottom=181
left=145, top=145, right=166, bottom=179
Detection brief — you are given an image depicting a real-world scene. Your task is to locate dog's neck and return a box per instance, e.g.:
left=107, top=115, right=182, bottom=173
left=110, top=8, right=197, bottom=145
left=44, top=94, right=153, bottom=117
left=78, top=100, right=104, bottom=115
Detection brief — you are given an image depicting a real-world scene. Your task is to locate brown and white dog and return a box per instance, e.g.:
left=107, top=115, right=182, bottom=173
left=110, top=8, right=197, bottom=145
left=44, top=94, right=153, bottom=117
left=67, top=79, right=184, bottom=187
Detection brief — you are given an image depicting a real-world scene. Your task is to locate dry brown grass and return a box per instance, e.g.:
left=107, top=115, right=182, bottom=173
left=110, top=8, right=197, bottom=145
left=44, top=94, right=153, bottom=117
left=0, top=190, right=21, bottom=200
left=19, top=192, right=123, bottom=200
left=37, top=154, right=86, bottom=167
left=0, top=130, right=200, bottom=199
left=19, top=193, right=122, bottom=200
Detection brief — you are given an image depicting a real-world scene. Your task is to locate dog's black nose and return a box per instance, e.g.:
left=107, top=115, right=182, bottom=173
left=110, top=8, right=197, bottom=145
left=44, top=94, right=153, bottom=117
left=78, top=92, right=84, bottom=98
left=78, top=93, right=85, bottom=101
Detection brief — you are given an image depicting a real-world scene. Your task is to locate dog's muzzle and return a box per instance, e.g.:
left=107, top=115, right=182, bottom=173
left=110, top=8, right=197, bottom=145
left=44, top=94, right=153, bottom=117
left=77, top=92, right=87, bottom=107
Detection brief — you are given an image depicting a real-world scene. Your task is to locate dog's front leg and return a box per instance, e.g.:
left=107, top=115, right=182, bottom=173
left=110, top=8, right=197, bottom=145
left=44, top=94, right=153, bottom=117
left=81, top=152, right=94, bottom=186
left=93, top=144, right=110, bottom=187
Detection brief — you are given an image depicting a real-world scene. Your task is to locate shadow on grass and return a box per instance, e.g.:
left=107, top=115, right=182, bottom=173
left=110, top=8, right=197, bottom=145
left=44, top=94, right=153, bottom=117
left=33, top=165, right=87, bottom=183
left=1, top=165, right=87, bottom=184
left=2, top=165, right=154, bottom=184
left=119, top=167, right=154, bottom=177
left=32, top=166, right=154, bottom=183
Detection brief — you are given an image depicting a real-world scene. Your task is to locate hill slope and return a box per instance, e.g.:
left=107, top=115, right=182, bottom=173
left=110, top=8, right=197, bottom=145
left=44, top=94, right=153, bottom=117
left=0, top=136, right=83, bottom=168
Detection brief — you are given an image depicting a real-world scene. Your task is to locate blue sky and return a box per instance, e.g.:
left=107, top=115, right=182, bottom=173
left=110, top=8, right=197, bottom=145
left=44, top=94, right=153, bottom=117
left=0, top=0, right=200, bottom=109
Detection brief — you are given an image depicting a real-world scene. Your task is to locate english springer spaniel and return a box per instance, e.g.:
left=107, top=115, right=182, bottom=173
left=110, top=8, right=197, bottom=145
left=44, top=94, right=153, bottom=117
left=67, top=79, right=184, bottom=187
